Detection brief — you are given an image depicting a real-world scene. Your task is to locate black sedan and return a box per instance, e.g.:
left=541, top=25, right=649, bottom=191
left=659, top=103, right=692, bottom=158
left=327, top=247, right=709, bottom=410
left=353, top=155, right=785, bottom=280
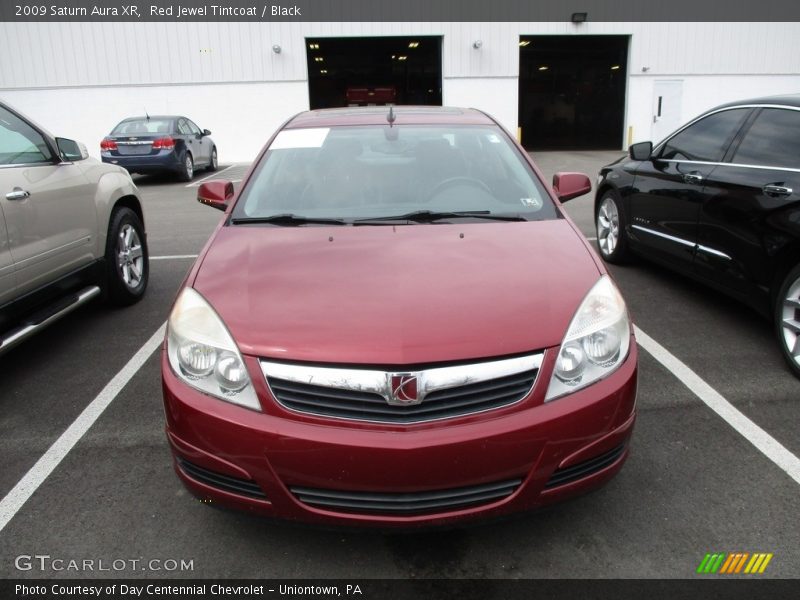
left=101, top=115, right=217, bottom=181
left=595, top=94, right=800, bottom=378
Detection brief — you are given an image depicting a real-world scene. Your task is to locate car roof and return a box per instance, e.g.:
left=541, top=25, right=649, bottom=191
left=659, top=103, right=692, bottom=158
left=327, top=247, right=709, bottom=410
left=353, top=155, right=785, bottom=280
left=118, top=116, right=181, bottom=121
left=285, top=106, right=497, bottom=129
left=712, top=94, right=800, bottom=111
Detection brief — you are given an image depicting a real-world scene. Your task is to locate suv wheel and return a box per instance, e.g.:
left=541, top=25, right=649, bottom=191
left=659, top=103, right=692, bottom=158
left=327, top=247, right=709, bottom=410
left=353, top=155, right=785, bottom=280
left=776, top=264, right=800, bottom=378
left=106, top=207, right=148, bottom=305
left=596, top=190, right=631, bottom=264
left=179, top=153, right=194, bottom=182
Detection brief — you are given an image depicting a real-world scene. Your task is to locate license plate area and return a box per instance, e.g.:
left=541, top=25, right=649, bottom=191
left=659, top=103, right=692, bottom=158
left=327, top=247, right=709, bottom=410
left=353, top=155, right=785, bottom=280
left=117, top=143, right=153, bottom=155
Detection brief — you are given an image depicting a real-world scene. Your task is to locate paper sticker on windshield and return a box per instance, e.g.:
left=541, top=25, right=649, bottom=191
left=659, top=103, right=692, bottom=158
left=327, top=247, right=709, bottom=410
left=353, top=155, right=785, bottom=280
left=520, top=197, right=543, bottom=209
left=270, top=128, right=330, bottom=150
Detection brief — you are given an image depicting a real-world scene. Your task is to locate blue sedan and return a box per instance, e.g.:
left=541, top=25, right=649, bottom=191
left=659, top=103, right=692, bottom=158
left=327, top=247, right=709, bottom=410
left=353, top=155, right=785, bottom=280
left=101, top=115, right=217, bottom=181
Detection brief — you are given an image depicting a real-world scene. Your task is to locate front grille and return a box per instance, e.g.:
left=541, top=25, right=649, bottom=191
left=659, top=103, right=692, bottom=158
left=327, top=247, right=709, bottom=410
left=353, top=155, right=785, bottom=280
left=291, top=478, right=523, bottom=515
left=267, top=368, right=538, bottom=424
left=176, top=457, right=266, bottom=500
left=544, top=444, right=626, bottom=489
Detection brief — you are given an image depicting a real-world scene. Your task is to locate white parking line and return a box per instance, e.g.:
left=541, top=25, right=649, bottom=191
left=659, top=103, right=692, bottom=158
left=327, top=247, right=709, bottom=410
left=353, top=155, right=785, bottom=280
left=0, top=323, right=166, bottom=534
left=151, top=254, right=198, bottom=261
left=635, top=325, right=800, bottom=486
left=185, top=163, right=242, bottom=188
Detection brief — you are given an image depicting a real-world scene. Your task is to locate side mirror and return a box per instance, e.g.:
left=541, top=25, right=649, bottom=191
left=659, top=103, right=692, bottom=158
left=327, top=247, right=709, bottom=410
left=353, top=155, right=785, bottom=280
left=629, top=141, right=653, bottom=161
left=198, top=180, right=234, bottom=211
left=552, top=172, right=592, bottom=202
left=202, top=129, right=212, bottom=136
left=56, top=137, right=88, bottom=161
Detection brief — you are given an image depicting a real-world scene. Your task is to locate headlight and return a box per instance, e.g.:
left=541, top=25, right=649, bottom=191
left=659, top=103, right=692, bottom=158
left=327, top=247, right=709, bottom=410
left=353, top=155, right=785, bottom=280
left=166, top=288, right=261, bottom=411
left=545, top=275, right=631, bottom=401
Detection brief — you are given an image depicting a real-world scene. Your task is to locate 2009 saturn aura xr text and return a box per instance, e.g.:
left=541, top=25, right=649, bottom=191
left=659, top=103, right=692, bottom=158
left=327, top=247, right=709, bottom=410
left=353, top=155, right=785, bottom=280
left=161, top=106, right=638, bottom=527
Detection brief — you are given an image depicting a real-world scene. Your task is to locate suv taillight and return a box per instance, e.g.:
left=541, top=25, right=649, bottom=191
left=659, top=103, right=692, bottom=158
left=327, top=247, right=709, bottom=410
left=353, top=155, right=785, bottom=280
left=152, top=137, right=175, bottom=150
left=100, top=138, right=117, bottom=151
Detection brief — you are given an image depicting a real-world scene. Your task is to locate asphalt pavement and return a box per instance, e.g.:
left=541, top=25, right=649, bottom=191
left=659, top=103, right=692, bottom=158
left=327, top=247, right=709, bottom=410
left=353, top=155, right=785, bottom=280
left=0, top=154, right=798, bottom=581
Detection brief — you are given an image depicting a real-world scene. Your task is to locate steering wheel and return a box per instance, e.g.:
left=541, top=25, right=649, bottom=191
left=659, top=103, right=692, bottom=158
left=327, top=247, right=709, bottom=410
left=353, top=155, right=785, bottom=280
left=427, top=177, right=492, bottom=200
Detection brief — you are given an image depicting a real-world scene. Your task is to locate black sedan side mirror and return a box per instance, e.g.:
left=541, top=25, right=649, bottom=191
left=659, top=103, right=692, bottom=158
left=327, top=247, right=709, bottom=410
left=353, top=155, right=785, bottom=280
left=629, top=141, right=653, bottom=161
left=202, top=129, right=212, bottom=136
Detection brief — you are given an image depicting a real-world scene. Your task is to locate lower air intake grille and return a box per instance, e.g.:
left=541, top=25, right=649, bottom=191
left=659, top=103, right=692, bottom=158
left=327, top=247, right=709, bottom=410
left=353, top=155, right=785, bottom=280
left=177, top=457, right=266, bottom=500
left=291, top=478, right=523, bottom=515
left=544, top=444, right=626, bottom=489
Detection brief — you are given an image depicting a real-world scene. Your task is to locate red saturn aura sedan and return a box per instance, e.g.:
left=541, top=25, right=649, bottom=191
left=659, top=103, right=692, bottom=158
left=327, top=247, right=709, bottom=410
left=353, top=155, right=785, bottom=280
left=162, top=106, right=638, bottom=528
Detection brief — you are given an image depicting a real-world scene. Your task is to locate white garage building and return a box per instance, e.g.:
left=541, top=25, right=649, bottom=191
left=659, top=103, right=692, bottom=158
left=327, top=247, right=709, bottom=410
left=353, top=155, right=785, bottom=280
left=1, top=21, right=799, bottom=161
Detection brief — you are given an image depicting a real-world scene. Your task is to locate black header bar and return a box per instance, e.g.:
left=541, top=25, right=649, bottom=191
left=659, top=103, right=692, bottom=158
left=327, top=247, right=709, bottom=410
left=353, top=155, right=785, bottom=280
left=0, top=0, right=798, bottom=22
left=3, top=579, right=799, bottom=600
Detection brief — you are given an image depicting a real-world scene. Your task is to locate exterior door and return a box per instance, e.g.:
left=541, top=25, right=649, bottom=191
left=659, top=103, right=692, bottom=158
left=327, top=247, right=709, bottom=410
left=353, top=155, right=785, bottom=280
left=697, top=107, right=800, bottom=303
left=178, top=118, right=206, bottom=166
left=176, top=118, right=194, bottom=160
left=652, top=80, right=683, bottom=144
left=0, top=105, right=97, bottom=296
left=629, top=107, right=751, bottom=269
left=187, top=119, right=209, bottom=166
left=0, top=203, right=14, bottom=305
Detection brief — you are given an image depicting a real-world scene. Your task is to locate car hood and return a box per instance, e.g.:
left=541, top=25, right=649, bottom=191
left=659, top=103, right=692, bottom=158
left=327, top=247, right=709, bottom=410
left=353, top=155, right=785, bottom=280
left=193, top=220, right=601, bottom=365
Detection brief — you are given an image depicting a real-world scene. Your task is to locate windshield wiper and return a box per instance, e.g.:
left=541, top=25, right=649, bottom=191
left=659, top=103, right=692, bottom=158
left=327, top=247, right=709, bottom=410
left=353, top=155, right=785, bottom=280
left=231, top=214, right=348, bottom=226
left=353, top=210, right=527, bottom=224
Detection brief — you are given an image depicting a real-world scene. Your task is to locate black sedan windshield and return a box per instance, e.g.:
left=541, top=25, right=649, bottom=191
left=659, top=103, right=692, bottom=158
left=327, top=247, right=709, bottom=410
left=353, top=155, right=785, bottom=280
left=233, top=125, right=557, bottom=223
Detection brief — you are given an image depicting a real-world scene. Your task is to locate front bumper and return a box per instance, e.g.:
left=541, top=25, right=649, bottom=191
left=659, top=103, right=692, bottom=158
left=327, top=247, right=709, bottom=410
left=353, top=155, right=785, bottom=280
left=162, top=341, right=638, bottom=528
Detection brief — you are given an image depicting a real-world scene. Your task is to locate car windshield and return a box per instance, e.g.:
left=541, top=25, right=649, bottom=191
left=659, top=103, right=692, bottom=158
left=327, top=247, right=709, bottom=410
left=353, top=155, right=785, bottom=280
left=112, top=118, right=173, bottom=135
left=232, top=125, right=557, bottom=223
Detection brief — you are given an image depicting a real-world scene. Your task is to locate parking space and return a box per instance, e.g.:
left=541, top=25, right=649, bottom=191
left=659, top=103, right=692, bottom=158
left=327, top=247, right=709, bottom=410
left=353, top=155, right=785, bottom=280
left=182, top=163, right=251, bottom=189
left=1, top=152, right=798, bottom=579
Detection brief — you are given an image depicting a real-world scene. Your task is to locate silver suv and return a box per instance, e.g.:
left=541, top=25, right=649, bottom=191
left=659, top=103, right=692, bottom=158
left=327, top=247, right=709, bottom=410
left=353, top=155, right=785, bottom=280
left=0, top=101, right=148, bottom=353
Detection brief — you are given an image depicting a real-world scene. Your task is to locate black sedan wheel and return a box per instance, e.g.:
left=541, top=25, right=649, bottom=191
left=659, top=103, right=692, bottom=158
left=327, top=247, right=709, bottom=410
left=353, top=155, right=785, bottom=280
left=777, top=264, right=800, bottom=378
left=207, top=147, right=218, bottom=172
left=596, top=191, right=631, bottom=264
